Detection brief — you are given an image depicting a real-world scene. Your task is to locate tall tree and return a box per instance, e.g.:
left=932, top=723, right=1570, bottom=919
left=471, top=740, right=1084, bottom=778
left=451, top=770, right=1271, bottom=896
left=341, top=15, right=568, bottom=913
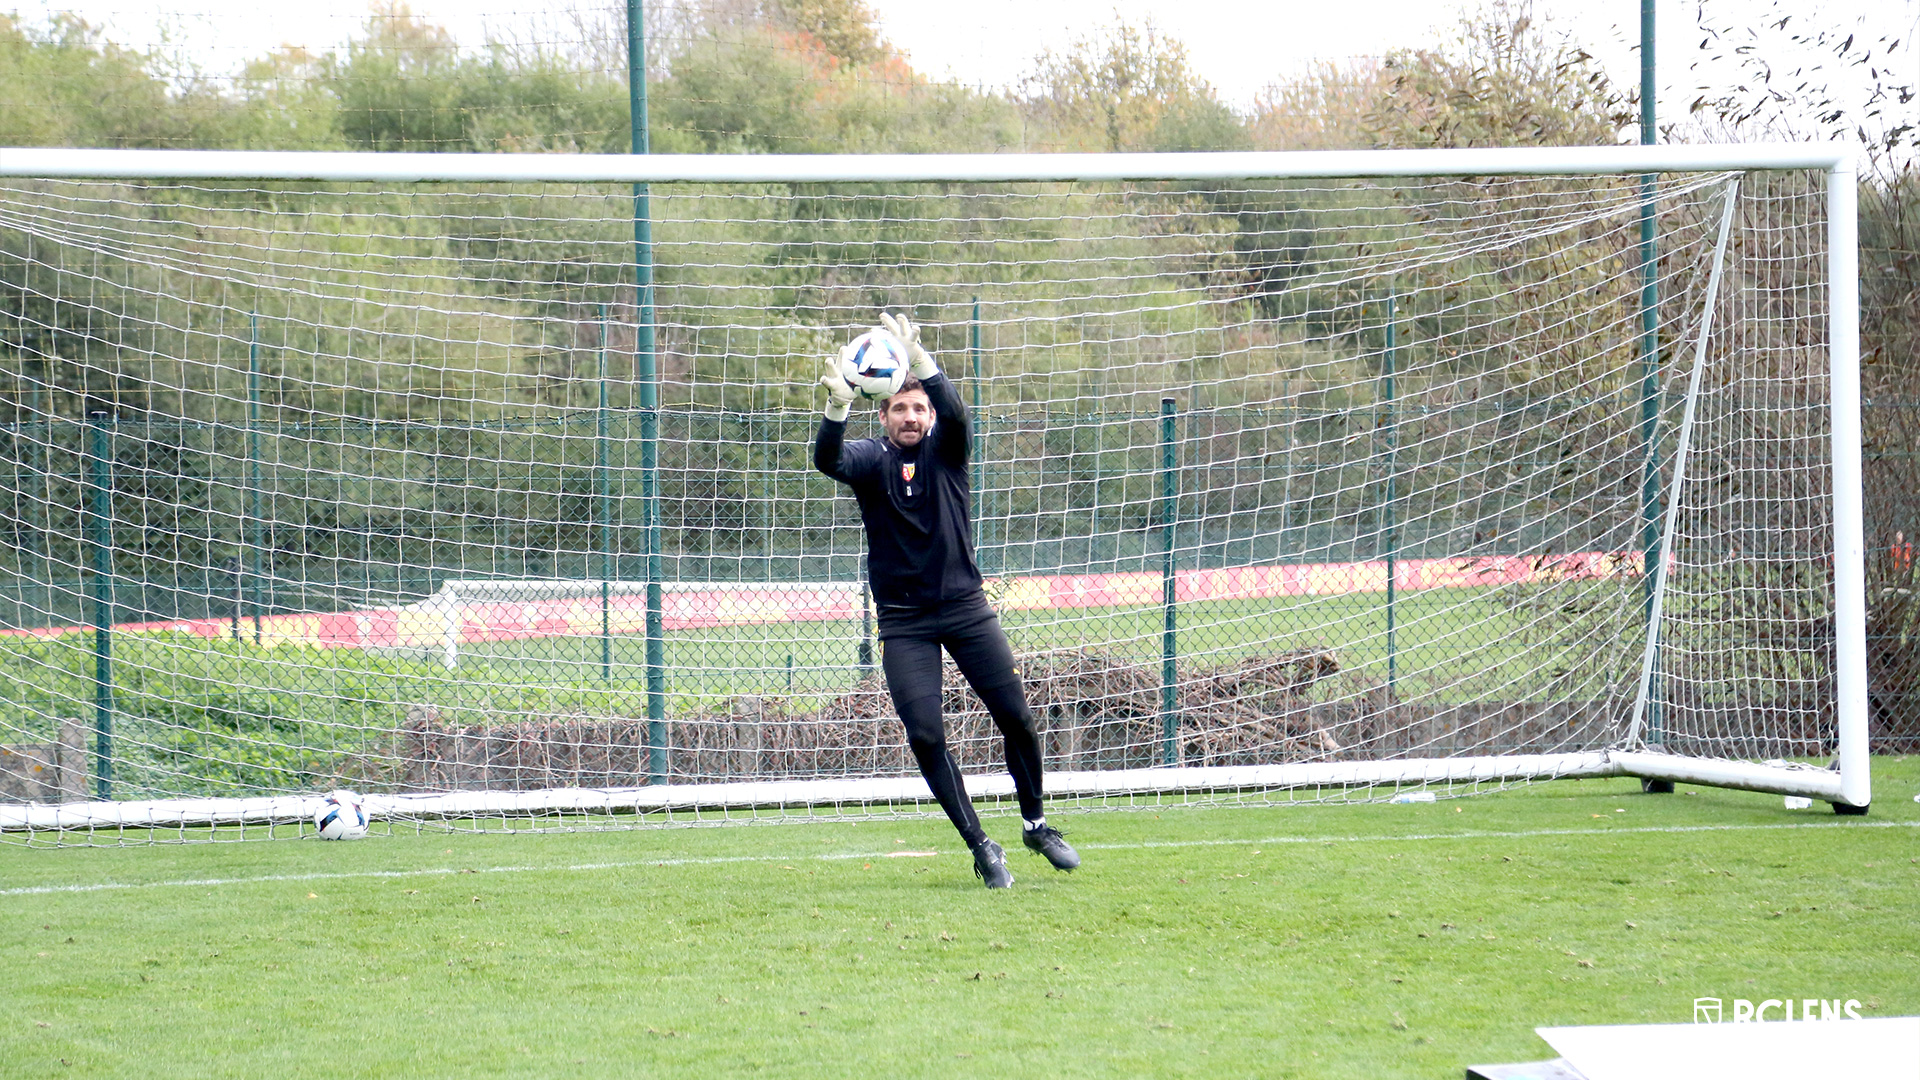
left=327, top=3, right=467, bottom=151
left=650, top=0, right=1016, bottom=154
left=0, top=13, right=205, bottom=147
left=1248, top=61, right=1390, bottom=151
left=771, top=0, right=889, bottom=67
left=1364, top=1, right=1630, bottom=149
left=1021, top=20, right=1248, bottom=152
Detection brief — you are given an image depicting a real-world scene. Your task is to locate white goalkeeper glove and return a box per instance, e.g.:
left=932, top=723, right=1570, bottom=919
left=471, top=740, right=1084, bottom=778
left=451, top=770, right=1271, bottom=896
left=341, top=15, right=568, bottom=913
left=880, top=311, right=939, bottom=380
left=819, top=348, right=857, bottom=422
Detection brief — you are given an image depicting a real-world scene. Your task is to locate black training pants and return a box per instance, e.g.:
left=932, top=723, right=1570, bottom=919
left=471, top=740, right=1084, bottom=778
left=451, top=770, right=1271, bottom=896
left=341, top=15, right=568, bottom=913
left=878, top=591, right=1045, bottom=846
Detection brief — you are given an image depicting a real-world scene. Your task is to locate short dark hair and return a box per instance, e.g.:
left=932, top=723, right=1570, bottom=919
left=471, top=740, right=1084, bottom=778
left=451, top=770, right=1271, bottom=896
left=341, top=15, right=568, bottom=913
left=882, top=375, right=926, bottom=405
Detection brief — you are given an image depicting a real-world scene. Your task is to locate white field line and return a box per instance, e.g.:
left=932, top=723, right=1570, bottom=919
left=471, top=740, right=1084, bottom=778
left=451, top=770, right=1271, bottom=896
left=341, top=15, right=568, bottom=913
left=3, top=818, right=1915, bottom=899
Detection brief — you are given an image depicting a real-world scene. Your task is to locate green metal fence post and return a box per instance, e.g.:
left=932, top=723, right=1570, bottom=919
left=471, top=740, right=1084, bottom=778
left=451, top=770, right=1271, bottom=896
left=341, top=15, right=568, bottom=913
left=858, top=555, right=873, bottom=676
left=598, top=306, right=613, bottom=681
left=1160, top=396, right=1178, bottom=766
left=27, top=358, right=50, bottom=623
left=1383, top=290, right=1399, bottom=700
left=247, top=313, right=264, bottom=645
left=87, top=412, right=114, bottom=798
left=1637, top=0, right=1666, bottom=751
left=631, top=0, right=666, bottom=782
left=1085, top=318, right=1102, bottom=561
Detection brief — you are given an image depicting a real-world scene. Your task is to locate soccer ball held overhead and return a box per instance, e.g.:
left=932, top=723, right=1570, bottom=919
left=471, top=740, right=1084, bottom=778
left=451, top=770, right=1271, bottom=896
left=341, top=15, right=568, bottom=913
left=841, top=329, right=909, bottom=400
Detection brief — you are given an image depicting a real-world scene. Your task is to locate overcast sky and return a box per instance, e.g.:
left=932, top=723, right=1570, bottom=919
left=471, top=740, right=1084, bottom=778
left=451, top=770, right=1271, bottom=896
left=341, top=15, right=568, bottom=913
left=11, top=0, right=1917, bottom=135
left=880, top=0, right=1913, bottom=113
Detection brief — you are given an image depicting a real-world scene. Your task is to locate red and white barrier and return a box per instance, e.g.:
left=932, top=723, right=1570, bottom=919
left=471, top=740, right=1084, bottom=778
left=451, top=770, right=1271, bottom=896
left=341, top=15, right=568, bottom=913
left=5, top=551, right=1640, bottom=651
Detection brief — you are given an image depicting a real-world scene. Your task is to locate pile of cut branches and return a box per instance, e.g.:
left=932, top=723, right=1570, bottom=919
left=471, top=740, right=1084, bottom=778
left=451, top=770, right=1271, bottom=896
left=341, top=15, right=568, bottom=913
left=389, top=646, right=1352, bottom=789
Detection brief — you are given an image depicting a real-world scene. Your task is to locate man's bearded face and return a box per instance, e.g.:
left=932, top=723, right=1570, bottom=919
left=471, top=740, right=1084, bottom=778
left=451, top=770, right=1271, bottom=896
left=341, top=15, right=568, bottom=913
left=883, top=389, right=933, bottom=448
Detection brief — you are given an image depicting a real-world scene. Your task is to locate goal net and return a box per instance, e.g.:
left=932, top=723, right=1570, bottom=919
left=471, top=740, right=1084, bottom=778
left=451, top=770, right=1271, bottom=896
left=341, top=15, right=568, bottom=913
left=0, top=146, right=1866, bottom=842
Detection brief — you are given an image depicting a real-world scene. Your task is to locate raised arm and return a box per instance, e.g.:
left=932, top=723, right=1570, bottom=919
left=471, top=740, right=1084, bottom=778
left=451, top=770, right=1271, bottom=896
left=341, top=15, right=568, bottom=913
left=814, top=349, right=879, bottom=484
left=813, top=413, right=849, bottom=480
left=921, top=370, right=970, bottom=469
left=814, top=350, right=858, bottom=482
left=880, top=312, right=969, bottom=468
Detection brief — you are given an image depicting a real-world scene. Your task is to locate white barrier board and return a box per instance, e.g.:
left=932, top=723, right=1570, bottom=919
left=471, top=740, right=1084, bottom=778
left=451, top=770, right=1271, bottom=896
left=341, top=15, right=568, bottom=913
left=1537, top=1018, right=1920, bottom=1080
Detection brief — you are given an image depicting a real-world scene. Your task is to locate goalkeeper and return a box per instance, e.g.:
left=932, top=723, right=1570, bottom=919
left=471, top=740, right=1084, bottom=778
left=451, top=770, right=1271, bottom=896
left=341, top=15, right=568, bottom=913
left=813, top=313, right=1079, bottom=889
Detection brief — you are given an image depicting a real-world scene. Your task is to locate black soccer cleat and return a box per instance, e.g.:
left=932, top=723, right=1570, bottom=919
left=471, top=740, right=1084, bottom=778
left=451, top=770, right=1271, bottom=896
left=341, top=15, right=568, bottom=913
left=971, top=837, right=1014, bottom=889
left=1022, top=824, right=1080, bottom=871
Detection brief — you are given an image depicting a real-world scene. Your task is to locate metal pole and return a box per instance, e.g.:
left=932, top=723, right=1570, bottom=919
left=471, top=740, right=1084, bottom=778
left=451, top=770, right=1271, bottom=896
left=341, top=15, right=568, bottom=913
left=0, top=144, right=1850, bottom=186
left=858, top=554, right=873, bottom=676
left=1636, top=0, right=1664, bottom=749
left=631, top=0, right=666, bottom=782
left=759, top=410, right=771, bottom=583
left=1383, top=290, right=1398, bottom=700
left=598, top=306, right=612, bottom=681
left=248, top=313, right=263, bottom=645
left=1086, top=319, right=1102, bottom=562
left=1640, top=0, right=1657, bottom=150
left=26, top=358, right=49, bottom=624
left=1827, top=159, right=1869, bottom=811
left=87, top=413, right=113, bottom=798
left=1159, top=396, right=1178, bottom=766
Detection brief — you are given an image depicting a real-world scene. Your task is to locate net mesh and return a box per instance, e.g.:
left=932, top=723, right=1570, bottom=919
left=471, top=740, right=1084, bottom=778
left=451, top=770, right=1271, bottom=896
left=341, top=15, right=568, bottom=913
left=0, top=165, right=1839, bottom=842
left=1646, top=171, right=1837, bottom=761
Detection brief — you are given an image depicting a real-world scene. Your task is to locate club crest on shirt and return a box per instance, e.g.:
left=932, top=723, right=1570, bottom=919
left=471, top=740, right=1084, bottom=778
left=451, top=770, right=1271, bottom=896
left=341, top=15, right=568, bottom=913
left=901, top=463, right=916, bottom=483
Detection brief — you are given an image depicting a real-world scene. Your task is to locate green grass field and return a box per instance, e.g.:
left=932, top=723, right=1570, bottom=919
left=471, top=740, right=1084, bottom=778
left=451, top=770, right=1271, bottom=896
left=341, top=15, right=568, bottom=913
left=8, top=583, right=1546, bottom=708
left=5, top=760, right=1918, bottom=1079
left=444, top=583, right=1593, bottom=702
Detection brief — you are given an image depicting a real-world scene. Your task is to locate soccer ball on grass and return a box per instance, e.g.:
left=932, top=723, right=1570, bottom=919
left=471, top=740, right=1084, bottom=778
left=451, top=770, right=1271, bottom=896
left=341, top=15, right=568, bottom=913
left=840, top=329, right=909, bottom=400
left=313, top=789, right=370, bottom=840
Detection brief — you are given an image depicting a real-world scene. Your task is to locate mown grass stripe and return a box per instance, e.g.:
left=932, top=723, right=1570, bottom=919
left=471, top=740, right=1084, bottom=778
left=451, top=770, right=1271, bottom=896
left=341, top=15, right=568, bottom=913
left=5, top=818, right=1910, bottom=898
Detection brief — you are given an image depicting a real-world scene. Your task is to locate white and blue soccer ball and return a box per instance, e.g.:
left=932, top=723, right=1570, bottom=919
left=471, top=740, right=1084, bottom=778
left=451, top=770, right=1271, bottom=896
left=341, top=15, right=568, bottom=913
left=841, top=328, right=909, bottom=400
left=314, top=789, right=370, bottom=840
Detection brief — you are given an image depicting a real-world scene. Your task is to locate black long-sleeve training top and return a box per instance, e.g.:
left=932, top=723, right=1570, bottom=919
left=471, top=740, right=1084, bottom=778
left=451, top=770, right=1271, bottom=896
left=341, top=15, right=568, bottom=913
left=813, top=370, right=982, bottom=608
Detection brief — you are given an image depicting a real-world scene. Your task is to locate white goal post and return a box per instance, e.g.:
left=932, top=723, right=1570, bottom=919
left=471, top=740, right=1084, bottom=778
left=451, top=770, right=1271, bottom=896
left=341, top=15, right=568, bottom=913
left=0, top=143, right=1866, bottom=839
